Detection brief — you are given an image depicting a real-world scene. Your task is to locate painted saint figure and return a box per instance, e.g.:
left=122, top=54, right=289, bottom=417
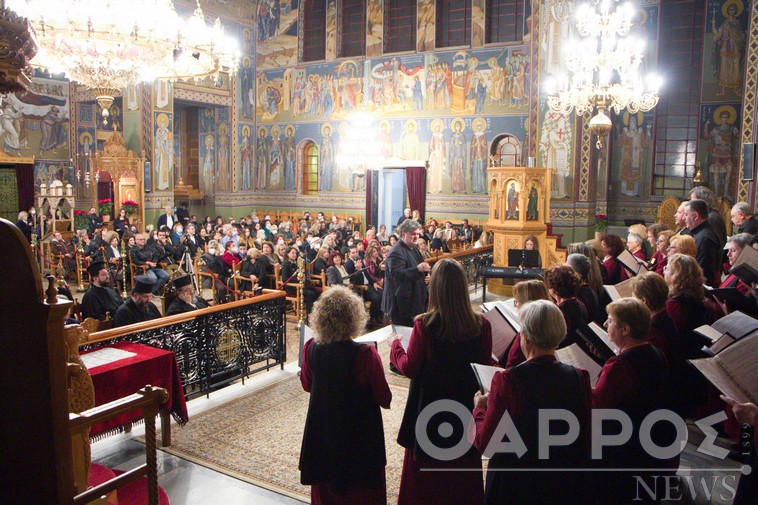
left=284, top=125, right=296, bottom=190
left=539, top=112, right=571, bottom=199
left=619, top=115, right=650, bottom=197
left=449, top=120, right=467, bottom=193
left=319, top=124, right=335, bottom=191
left=712, top=3, right=746, bottom=96
left=427, top=120, right=446, bottom=194
left=240, top=127, right=253, bottom=191
left=527, top=184, right=539, bottom=221
left=506, top=182, right=519, bottom=219
left=256, top=127, right=270, bottom=190
left=202, top=135, right=215, bottom=196
left=703, top=109, right=739, bottom=197
left=269, top=126, right=283, bottom=188
left=155, top=114, right=172, bottom=191
left=470, top=120, right=488, bottom=194
left=400, top=120, right=420, bottom=160
left=217, top=132, right=230, bottom=192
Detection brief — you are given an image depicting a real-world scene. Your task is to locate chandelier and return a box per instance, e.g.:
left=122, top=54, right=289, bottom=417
left=544, top=0, right=661, bottom=148
left=7, top=0, right=240, bottom=124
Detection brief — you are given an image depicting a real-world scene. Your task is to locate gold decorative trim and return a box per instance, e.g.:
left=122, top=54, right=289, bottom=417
left=739, top=0, right=758, bottom=201
left=579, top=111, right=591, bottom=201
left=528, top=0, right=541, bottom=159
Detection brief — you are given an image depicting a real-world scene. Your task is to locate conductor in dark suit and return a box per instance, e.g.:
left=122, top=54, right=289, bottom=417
left=381, top=219, right=431, bottom=326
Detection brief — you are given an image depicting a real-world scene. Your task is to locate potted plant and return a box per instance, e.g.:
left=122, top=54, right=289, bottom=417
left=122, top=199, right=139, bottom=216
left=98, top=198, right=113, bottom=220
left=73, top=209, right=89, bottom=231
left=594, top=213, right=608, bottom=239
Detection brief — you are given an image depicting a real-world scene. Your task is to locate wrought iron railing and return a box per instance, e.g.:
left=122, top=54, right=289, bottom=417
left=81, top=291, right=286, bottom=398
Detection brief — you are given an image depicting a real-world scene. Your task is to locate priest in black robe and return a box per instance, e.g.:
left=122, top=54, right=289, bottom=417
left=113, top=275, right=162, bottom=327
left=166, top=275, right=209, bottom=315
left=81, top=261, right=123, bottom=321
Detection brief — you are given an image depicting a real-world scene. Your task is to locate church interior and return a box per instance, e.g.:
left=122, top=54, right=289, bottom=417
left=2, top=0, right=758, bottom=503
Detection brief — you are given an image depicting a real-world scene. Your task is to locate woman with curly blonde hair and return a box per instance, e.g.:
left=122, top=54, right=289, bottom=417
left=664, top=253, right=723, bottom=357
left=300, top=286, right=391, bottom=504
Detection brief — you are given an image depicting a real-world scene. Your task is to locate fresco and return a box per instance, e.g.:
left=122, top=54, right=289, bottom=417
left=154, top=112, right=174, bottom=191
left=256, top=0, right=299, bottom=69
left=538, top=102, right=573, bottom=200
left=698, top=103, right=741, bottom=198
left=34, top=160, right=75, bottom=194
left=252, top=115, right=526, bottom=194
left=255, top=46, right=530, bottom=125
left=702, top=0, right=749, bottom=102
left=1, top=76, right=70, bottom=160
left=610, top=111, right=654, bottom=199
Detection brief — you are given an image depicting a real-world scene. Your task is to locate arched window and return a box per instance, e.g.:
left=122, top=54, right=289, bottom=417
left=302, top=141, right=319, bottom=195
left=492, top=134, right=521, bottom=167
left=302, top=0, right=326, bottom=62
left=486, top=0, right=524, bottom=44
left=340, top=0, right=366, bottom=57
left=436, top=0, right=472, bottom=48
left=384, top=0, right=417, bottom=53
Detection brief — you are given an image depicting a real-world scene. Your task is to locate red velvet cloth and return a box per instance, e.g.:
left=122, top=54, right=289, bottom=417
left=82, top=342, right=188, bottom=437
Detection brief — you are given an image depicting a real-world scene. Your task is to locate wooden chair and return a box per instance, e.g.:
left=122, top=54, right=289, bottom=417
left=232, top=261, right=258, bottom=301
left=128, top=262, right=149, bottom=288
left=447, top=237, right=464, bottom=252
left=657, top=196, right=681, bottom=232
left=193, top=255, right=217, bottom=303
left=274, top=267, right=301, bottom=320
left=80, top=316, right=113, bottom=334
left=310, top=269, right=328, bottom=292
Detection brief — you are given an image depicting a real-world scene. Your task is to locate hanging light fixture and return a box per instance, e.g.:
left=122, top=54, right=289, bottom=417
left=544, top=0, right=661, bottom=149
left=7, top=0, right=240, bottom=125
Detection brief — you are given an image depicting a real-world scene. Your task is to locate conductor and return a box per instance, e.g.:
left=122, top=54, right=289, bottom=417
left=381, top=219, right=431, bottom=326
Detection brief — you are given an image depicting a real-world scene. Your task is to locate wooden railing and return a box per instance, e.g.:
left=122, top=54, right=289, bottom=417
left=82, top=290, right=287, bottom=398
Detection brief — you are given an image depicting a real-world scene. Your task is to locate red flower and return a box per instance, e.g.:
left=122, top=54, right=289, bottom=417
left=122, top=200, right=139, bottom=207
left=98, top=198, right=112, bottom=205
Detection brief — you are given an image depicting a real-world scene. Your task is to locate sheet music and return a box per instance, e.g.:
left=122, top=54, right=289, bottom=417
left=716, top=335, right=758, bottom=402
left=483, top=308, right=519, bottom=359
left=690, top=359, right=754, bottom=405
left=712, top=311, right=758, bottom=341
left=589, top=322, right=618, bottom=354
left=302, top=324, right=316, bottom=344
left=80, top=347, right=137, bottom=369
left=603, top=278, right=635, bottom=301
left=617, top=249, right=647, bottom=275
left=555, top=344, right=603, bottom=387
left=391, top=325, right=413, bottom=351
left=470, top=363, right=503, bottom=394
left=695, top=324, right=723, bottom=343
left=731, top=245, right=758, bottom=284
left=355, top=325, right=394, bottom=344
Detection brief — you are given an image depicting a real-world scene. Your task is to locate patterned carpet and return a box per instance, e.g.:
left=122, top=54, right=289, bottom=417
left=164, top=374, right=409, bottom=503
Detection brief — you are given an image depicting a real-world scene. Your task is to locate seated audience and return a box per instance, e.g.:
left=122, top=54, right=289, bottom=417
left=281, top=246, right=317, bottom=314
left=474, top=300, right=591, bottom=504
left=299, top=287, right=391, bottom=504
left=326, top=250, right=351, bottom=287
left=416, top=237, right=431, bottom=259
left=81, top=261, right=123, bottom=321
left=389, top=259, right=491, bottom=504
left=429, top=228, right=449, bottom=253
left=473, top=229, right=491, bottom=248
left=167, top=274, right=209, bottom=315
left=221, top=240, right=241, bottom=270
left=113, top=275, right=162, bottom=327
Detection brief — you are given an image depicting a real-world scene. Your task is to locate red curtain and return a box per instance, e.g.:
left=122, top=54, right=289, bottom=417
left=405, top=166, right=426, bottom=222
left=14, top=163, right=34, bottom=212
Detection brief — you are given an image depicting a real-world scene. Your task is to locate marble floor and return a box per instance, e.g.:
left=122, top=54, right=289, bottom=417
left=89, top=286, right=501, bottom=504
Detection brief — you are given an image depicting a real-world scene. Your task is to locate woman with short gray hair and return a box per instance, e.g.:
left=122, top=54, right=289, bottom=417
left=474, top=299, right=591, bottom=504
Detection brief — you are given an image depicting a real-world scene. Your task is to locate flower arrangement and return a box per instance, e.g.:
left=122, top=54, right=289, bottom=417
left=595, top=213, right=608, bottom=233
left=122, top=200, right=139, bottom=216
left=73, top=209, right=89, bottom=231
left=98, top=198, right=113, bottom=216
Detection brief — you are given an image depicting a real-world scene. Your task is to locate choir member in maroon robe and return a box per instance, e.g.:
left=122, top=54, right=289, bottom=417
left=474, top=300, right=592, bottom=504
left=722, top=233, right=755, bottom=291
left=593, top=298, right=678, bottom=504
left=649, top=230, right=674, bottom=275
left=501, top=279, right=550, bottom=368
left=664, top=253, right=723, bottom=358
left=601, top=233, right=629, bottom=284
left=389, top=258, right=491, bottom=505
left=627, top=232, right=647, bottom=261
left=631, top=272, right=678, bottom=363
left=300, top=286, right=391, bottom=505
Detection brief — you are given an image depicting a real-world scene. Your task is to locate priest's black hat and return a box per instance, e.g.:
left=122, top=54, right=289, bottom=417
left=133, top=275, right=155, bottom=294
left=87, top=261, right=107, bottom=277
left=172, top=274, right=192, bottom=289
